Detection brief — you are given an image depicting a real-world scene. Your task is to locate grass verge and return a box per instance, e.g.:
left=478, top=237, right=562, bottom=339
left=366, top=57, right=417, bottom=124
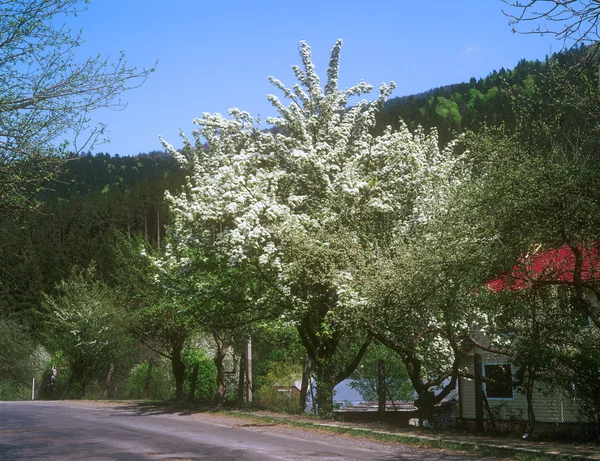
left=219, top=410, right=594, bottom=461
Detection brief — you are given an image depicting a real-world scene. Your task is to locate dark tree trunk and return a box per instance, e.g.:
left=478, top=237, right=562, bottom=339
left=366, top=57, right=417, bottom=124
left=213, top=338, right=228, bottom=405
left=415, top=390, right=435, bottom=427
left=188, top=363, right=199, bottom=402
left=315, top=367, right=335, bottom=418
left=144, top=214, right=148, bottom=241
left=299, top=358, right=310, bottom=413
left=172, top=349, right=185, bottom=400
left=474, top=353, right=484, bottom=433
left=37, top=372, right=50, bottom=400
left=142, top=358, right=153, bottom=399
left=103, top=363, right=115, bottom=399
left=156, top=208, right=161, bottom=248
left=525, top=364, right=536, bottom=436
left=378, top=359, right=386, bottom=418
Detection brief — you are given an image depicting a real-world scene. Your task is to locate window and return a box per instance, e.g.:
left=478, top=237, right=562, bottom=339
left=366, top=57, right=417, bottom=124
left=483, top=363, right=513, bottom=399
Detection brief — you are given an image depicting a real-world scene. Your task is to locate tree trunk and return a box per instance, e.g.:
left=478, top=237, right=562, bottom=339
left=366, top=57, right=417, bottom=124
left=213, top=339, right=228, bottom=405
left=315, top=367, right=335, bottom=418
left=103, top=363, right=115, bottom=399
left=378, top=359, right=386, bottom=418
left=37, top=372, right=50, bottom=400
left=299, top=358, right=310, bottom=413
left=156, top=208, right=160, bottom=248
left=142, top=358, right=153, bottom=399
left=144, top=214, right=148, bottom=241
left=237, top=346, right=246, bottom=405
left=415, top=390, right=435, bottom=427
left=188, top=363, right=199, bottom=402
left=474, top=353, right=484, bottom=433
left=525, top=364, right=536, bottom=436
left=172, top=349, right=185, bottom=400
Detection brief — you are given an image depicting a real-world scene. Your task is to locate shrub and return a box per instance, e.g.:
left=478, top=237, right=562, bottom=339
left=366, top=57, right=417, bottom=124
left=123, top=360, right=174, bottom=400
left=255, top=362, right=302, bottom=413
left=183, top=349, right=217, bottom=401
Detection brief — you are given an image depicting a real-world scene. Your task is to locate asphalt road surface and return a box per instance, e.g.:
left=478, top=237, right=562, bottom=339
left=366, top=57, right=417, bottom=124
left=0, top=401, right=480, bottom=460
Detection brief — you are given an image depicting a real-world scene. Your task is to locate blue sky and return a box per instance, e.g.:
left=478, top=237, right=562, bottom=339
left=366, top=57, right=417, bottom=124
left=64, top=0, right=559, bottom=156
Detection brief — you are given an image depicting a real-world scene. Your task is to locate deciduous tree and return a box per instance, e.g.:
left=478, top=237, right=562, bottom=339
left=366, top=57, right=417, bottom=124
left=162, top=39, right=468, bottom=416
left=0, top=0, right=154, bottom=213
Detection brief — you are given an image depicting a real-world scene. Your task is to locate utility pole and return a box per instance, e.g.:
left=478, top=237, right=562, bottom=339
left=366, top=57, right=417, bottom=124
left=246, top=337, right=253, bottom=403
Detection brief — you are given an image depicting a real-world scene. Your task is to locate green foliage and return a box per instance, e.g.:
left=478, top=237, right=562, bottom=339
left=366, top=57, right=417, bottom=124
left=0, top=382, right=31, bottom=401
left=252, top=324, right=305, bottom=392
left=123, top=360, right=175, bottom=400
left=349, top=343, right=415, bottom=402
left=430, top=96, right=462, bottom=127
left=0, top=151, right=185, bottom=350
left=0, top=318, right=36, bottom=384
left=0, top=317, right=48, bottom=400
left=44, top=265, right=135, bottom=398
left=183, top=349, right=217, bottom=401
left=39, top=350, right=70, bottom=399
left=377, top=44, right=593, bottom=146
left=255, top=362, right=303, bottom=413
left=566, top=335, right=600, bottom=437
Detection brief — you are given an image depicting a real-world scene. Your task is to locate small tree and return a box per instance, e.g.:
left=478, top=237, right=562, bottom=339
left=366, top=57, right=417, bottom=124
left=116, top=237, right=197, bottom=400
left=44, top=265, right=133, bottom=398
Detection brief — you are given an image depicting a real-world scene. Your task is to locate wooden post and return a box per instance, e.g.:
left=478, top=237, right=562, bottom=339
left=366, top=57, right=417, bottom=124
left=474, top=353, right=484, bottom=433
left=237, top=345, right=246, bottom=405
left=246, top=337, right=253, bottom=403
left=378, top=359, right=386, bottom=418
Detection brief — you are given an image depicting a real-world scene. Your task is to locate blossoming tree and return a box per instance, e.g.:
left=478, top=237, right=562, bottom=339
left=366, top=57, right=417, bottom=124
left=162, top=40, right=470, bottom=415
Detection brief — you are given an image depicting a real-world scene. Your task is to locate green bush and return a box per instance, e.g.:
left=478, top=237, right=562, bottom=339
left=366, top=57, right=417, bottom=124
left=183, top=349, right=217, bottom=401
left=123, top=360, right=174, bottom=400
left=255, top=362, right=302, bottom=413
left=37, top=350, right=70, bottom=399
left=0, top=382, right=31, bottom=401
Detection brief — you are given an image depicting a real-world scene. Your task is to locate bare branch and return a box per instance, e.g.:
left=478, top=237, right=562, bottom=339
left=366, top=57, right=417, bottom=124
left=502, top=0, right=600, bottom=48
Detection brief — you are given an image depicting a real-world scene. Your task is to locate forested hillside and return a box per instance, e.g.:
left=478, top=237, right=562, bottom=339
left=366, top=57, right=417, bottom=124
left=0, top=152, right=184, bottom=335
left=376, top=44, right=593, bottom=145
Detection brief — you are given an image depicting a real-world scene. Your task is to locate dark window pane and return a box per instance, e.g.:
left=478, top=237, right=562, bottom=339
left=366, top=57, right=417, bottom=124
left=484, top=364, right=513, bottom=399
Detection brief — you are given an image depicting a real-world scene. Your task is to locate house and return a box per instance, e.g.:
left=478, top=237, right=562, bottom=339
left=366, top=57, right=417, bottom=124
left=459, top=243, right=600, bottom=429
left=458, top=336, right=580, bottom=425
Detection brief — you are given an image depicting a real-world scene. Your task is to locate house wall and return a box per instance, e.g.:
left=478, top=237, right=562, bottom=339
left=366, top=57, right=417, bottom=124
left=459, top=350, right=580, bottom=423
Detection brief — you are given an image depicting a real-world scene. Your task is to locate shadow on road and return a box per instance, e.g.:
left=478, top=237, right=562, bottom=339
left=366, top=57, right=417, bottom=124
left=112, top=401, right=230, bottom=417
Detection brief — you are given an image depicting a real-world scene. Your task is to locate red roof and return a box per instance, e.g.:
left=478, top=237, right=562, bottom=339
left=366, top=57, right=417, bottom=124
left=488, top=243, right=600, bottom=292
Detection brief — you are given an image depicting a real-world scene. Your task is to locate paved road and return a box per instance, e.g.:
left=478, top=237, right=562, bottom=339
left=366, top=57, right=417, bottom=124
left=0, top=401, right=479, bottom=460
